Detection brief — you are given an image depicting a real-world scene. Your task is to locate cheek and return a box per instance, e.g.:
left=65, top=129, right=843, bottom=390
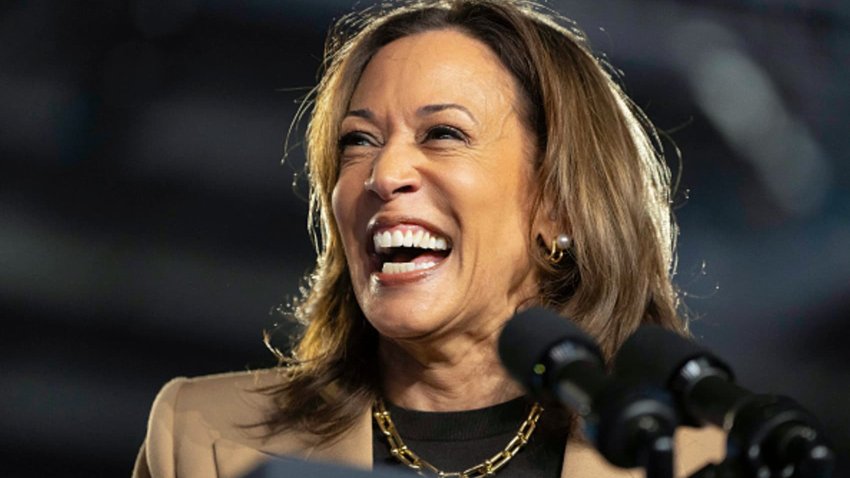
left=330, top=184, right=344, bottom=234
left=478, top=170, right=536, bottom=265
left=467, top=168, right=533, bottom=226
left=331, top=168, right=359, bottom=227
left=450, top=174, right=533, bottom=266
left=331, top=178, right=356, bottom=250
left=331, top=170, right=369, bottom=265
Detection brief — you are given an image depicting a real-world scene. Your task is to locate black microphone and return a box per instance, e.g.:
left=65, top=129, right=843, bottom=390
left=615, top=325, right=835, bottom=478
left=499, top=307, right=677, bottom=478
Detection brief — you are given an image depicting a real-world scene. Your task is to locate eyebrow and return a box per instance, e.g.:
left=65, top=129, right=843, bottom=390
left=343, top=104, right=478, bottom=124
left=417, top=104, right=478, bottom=124
left=345, top=108, right=375, bottom=120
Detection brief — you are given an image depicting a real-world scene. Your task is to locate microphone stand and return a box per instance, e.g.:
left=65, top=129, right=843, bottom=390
left=637, top=423, right=675, bottom=478
left=552, top=359, right=677, bottom=478
left=687, top=394, right=834, bottom=478
left=612, top=326, right=835, bottom=478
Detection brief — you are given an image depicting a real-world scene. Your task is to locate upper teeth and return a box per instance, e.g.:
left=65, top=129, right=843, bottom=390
left=373, top=229, right=449, bottom=252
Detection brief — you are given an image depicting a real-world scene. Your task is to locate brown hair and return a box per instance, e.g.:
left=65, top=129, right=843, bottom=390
left=261, top=0, right=683, bottom=441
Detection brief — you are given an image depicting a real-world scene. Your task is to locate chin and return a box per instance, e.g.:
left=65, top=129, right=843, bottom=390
left=361, top=301, right=449, bottom=341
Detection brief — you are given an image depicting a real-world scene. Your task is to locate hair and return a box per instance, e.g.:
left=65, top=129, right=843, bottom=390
left=260, top=0, right=683, bottom=442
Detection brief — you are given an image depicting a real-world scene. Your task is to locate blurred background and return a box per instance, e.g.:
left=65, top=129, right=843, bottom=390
left=0, top=0, right=847, bottom=476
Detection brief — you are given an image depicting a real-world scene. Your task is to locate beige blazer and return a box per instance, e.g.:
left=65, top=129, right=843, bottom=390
left=132, top=370, right=725, bottom=478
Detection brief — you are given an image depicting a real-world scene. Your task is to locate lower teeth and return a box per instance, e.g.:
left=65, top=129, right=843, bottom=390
left=381, top=261, right=437, bottom=274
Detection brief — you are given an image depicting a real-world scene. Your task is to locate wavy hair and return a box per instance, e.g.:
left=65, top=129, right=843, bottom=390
left=261, top=0, right=683, bottom=441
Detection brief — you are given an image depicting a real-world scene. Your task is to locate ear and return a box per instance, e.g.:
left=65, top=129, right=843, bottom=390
left=531, top=192, right=568, bottom=248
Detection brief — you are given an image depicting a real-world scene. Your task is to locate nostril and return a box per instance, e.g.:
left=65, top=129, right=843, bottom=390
left=394, top=185, right=416, bottom=194
left=364, top=170, right=421, bottom=200
left=364, top=149, right=423, bottom=200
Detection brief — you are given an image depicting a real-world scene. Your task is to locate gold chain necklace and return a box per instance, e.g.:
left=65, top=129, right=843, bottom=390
left=373, top=399, right=544, bottom=478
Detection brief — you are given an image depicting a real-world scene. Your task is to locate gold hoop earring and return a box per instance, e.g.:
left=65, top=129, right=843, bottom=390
left=547, top=234, right=572, bottom=264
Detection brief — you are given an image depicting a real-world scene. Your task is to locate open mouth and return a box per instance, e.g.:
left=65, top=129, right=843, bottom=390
left=371, top=225, right=452, bottom=275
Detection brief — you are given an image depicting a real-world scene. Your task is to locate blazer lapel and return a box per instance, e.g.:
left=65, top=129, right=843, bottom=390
left=212, top=407, right=374, bottom=478
left=213, top=438, right=275, bottom=478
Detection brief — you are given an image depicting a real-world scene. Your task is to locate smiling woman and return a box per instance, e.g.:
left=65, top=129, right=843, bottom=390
left=132, top=1, right=723, bottom=478
left=334, top=29, right=541, bottom=350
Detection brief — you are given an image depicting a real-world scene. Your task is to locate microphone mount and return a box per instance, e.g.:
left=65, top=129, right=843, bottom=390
left=500, top=308, right=678, bottom=478
left=690, top=393, right=834, bottom=478
left=617, top=326, right=835, bottom=478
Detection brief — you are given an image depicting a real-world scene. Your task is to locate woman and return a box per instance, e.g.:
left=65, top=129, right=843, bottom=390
left=133, top=1, right=724, bottom=477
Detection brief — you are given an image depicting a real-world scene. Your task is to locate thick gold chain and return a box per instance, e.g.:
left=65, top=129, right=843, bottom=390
left=373, top=399, right=544, bottom=478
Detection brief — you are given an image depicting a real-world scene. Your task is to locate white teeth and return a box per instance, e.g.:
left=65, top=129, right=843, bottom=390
left=381, top=261, right=437, bottom=274
left=391, top=230, right=404, bottom=247
left=372, top=228, right=450, bottom=252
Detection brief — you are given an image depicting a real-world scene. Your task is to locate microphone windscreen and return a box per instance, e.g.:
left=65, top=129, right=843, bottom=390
left=498, top=307, right=601, bottom=391
left=614, top=325, right=722, bottom=387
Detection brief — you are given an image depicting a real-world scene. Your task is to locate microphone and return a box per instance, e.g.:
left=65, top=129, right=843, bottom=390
left=499, top=307, right=677, bottom=478
left=615, top=325, right=835, bottom=478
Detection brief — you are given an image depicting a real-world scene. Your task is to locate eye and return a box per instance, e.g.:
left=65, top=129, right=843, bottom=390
left=424, top=125, right=468, bottom=143
left=338, top=131, right=379, bottom=150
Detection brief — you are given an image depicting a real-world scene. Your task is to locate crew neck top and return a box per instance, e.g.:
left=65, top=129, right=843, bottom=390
left=372, top=396, right=569, bottom=477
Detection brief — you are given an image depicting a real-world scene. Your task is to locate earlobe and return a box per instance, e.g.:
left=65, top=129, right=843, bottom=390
left=545, top=233, right=573, bottom=264
left=532, top=225, right=573, bottom=266
left=532, top=200, right=573, bottom=264
left=532, top=199, right=568, bottom=243
left=531, top=190, right=573, bottom=262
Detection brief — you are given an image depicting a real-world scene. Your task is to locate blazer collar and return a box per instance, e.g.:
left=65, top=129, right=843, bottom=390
left=213, top=405, right=374, bottom=478
left=212, top=405, right=638, bottom=478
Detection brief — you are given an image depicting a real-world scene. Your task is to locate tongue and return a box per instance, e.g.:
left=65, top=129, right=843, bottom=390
left=411, top=251, right=448, bottom=263
left=388, top=249, right=449, bottom=263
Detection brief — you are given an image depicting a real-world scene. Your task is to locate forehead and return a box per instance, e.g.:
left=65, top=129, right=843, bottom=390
left=348, top=28, right=519, bottom=116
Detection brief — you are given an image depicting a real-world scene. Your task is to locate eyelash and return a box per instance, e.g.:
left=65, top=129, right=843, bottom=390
left=337, top=124, right=469, bottom=151
left=338, top=131, right=378, bottom=150
left=424, top=125, right=468, bottom=142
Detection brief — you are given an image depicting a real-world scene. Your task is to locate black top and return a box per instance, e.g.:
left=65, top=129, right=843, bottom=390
left=372, top=396, right=569, bottom=477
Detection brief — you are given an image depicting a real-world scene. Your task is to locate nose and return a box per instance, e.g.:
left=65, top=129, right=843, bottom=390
left=364, top=144, right=422, bottom=201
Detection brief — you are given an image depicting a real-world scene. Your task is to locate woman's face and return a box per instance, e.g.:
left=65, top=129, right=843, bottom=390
left=332, top=29, right=542, bottom=342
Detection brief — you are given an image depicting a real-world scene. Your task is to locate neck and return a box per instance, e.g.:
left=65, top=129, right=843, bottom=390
left=378, top=328, right=524, bottom=412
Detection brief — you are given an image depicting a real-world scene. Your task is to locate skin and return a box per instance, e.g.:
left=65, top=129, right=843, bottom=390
left=331, top=29, right=552, bottom=411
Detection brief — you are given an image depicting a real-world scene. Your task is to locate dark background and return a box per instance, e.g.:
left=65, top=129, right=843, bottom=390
left=1, top=0, right=847, bottom=477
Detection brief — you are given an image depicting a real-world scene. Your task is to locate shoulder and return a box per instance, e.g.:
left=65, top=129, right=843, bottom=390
left=149, top=369, right=283, bottom=441
left=562, top=425, right=725, bottom=478
left=157, top=369, right=282, bottom=426
left=134, top=369, right=318, bottom=478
